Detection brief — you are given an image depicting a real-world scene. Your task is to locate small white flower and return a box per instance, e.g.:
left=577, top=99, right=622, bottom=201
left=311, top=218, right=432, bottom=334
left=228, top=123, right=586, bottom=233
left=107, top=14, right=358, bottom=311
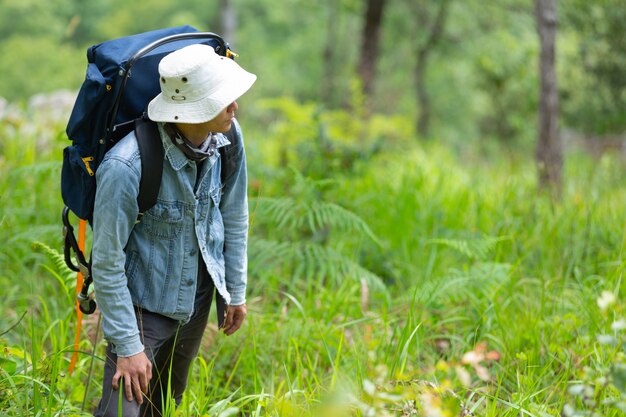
left=362, top=379, right=376, bottom=396
left=455, top=366, right=472, bottom=387
left=597, top=334, right=618, bottom=345
left=567, top=384, right=585, bottom=396
left=597, top=290, right=616, bottom=311
left=461, top=350, right=483, bottom=365
left=611, top=319, right=626, bottom=331
left=562, top=403, right=575, bottom=416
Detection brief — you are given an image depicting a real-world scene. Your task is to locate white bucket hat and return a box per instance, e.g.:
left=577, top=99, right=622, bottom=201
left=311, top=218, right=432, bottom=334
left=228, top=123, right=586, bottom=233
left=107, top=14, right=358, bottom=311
left=147, top=43, right=256, bottom=124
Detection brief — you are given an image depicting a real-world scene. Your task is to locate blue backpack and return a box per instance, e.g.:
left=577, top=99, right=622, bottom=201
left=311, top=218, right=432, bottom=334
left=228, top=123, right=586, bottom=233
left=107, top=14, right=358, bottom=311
left=61, top=26, right=240, bottom=314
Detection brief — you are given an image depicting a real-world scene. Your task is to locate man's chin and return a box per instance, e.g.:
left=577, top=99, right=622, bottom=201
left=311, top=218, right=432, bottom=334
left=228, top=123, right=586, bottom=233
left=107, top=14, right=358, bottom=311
left=217, top=120, right=233, bottom=133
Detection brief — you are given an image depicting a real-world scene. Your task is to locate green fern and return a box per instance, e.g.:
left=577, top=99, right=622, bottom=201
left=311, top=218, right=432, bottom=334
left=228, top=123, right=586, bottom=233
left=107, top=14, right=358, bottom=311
left=441, top=262, right=512, bottom=301
left=255, top=169, right=379, bottom=241
left=249, top=171, right=386, bottom=293
left=416, top=262, right=513, bottom=308
left=253, top=197, right=380, bottom=245
left=249, top=238, right=386, bottom=292
left=426, top=234, right=509, bottom=261
left=31, top=241, right=75, bottom=298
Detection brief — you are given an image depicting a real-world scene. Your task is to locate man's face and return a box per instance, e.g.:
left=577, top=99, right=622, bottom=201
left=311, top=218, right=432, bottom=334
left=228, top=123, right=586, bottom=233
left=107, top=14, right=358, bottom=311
left=204, top=101, right=238, bottom=133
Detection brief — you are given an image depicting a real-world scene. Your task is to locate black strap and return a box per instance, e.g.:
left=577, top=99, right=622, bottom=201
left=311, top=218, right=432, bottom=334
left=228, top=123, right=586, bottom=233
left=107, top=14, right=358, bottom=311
left=135, top=117, right=164, bottom=222
left=220, top=120, right=240, bottom=184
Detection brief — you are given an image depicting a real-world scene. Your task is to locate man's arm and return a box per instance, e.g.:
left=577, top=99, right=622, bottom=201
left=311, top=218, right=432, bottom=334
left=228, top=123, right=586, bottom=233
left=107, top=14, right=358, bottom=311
left=92, top=153, right=153, bottom=402
left=92, top=155, right=143, bottom=356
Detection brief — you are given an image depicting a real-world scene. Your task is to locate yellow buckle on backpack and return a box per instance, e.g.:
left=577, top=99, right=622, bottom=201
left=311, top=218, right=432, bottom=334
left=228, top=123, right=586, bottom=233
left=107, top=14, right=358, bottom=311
left=82, top=156, right=95, bottom=176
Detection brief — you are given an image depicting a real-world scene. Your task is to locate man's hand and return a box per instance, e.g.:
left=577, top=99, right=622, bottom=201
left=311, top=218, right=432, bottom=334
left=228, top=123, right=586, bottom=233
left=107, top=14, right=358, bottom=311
left=112, top=351, right=152, bottom=404
left=223, top=304, right=247, bottom=336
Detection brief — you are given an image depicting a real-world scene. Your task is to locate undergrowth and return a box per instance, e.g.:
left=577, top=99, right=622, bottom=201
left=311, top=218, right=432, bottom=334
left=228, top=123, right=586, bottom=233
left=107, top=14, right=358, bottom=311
left=1, top=100, right=625, bottom=416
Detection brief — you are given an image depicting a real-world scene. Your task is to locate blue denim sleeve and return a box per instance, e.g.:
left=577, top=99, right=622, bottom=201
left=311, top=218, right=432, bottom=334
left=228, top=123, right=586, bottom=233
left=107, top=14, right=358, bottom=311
left=220, top=120, right=249, bottom=306
left=92, top=155, right=144, bottom=357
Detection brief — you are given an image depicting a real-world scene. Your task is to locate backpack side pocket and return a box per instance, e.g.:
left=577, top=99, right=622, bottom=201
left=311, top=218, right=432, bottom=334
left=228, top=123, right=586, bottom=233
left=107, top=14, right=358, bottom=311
left=61, top=145, right=97, bottom=222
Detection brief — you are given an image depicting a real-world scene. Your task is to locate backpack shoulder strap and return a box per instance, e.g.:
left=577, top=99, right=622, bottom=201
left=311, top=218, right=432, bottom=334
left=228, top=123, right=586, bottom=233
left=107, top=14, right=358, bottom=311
left=134, top=117, right=164, bottom=222
left=219, top=119, right=242, bottom=184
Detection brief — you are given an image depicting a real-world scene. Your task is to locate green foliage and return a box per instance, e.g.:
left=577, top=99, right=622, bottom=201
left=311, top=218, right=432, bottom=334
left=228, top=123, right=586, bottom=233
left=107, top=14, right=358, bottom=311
left=472, top=28, right=538, bottom=144
left=1, top=1, right=626, bottom=414
left=0, top=36, right=84, bottom=101
left=1, top=104, right=626, bottom=415
left=561, top=0, right=626, bottom=135
left=1, top=0, right=625, bottom=139
left=0, top=0, right=69, bottom=41
left=96, top=0, right=219, bottom=41
left=253, top=95, right=412, bottom=182
left=249, top=171, right=386, bottom=293
left=562, top=290, right=626, bottom=416
left=427, top=234, right=509, bottom=261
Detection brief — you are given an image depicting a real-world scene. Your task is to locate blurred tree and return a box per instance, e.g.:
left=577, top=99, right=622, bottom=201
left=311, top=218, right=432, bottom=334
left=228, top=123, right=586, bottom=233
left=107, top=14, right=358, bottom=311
left=561, top=0, right=626, bottom=135
left=219, top=0, right=238, bottom=47
left=467, top=1, right=538, bottom=146
left=320, top=0, right=339, bottom=107
left=535, top=0, right=561, bottom=194
left=319, top=0, right=363, bottom=108
left=235, top=0, right=329, bottom=101
left=358, top=0, right=386, bottom=104
left=410, top=0, right=451, bottom=138
left=3, top=0, right=621, bottom=156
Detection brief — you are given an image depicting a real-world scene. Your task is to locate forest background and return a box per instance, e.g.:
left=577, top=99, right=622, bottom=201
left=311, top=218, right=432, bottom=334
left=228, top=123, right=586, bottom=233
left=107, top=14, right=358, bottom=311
left=1, top=0, right=625, bottom=416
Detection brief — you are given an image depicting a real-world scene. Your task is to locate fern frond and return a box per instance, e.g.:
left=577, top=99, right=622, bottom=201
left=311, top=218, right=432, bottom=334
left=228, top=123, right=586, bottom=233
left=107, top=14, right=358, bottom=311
left=248, top=238, right=293, bottom=270
left=249, top=238, right=387, bottom=294
left=440, top=262, right=512, bottom=302
left=249, top=171, right=384, bottom=294
left=253, top=197, right=302, bottom=233
left=426, top=235, right=508, bottom=260
left=252, top=197, right=380, bottom=245
left=418, top=262, right=512, bottom=305
left=308, top=201, right=381, bottom=245
left=32, top=241, right=74, bottom=284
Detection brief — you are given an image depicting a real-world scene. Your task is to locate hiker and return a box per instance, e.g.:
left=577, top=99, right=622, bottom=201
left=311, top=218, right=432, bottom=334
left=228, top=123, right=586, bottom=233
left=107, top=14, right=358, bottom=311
left=91, top=43, right=256, bottom=417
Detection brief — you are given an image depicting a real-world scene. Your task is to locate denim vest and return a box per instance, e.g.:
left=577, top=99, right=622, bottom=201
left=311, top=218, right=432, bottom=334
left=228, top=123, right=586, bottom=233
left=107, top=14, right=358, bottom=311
left=92, top=120, right=248, bottom=357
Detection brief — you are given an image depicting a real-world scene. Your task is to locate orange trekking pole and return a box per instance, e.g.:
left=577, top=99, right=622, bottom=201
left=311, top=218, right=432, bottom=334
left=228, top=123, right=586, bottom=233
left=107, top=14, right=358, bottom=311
left=62, top=208, right=97, bottom=374
left=68, top=219, right=86, bottom=375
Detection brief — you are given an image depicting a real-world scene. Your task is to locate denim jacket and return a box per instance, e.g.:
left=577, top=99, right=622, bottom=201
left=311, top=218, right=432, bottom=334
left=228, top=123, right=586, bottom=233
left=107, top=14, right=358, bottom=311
left=92, top=119, right=248, bottom=357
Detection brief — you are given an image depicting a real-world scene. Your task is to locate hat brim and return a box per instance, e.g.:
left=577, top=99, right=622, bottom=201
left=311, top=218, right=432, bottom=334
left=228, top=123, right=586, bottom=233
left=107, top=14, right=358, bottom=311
left=147, top=67, right=256, bottom=124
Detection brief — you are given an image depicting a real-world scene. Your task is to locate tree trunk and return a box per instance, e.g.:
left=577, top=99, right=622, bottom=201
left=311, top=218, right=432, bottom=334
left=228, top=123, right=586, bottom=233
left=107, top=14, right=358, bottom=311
left=358, top=0, right=386, bottom=101
left=219, top=0, right=237, bottom=46
left=415, top=48, right=430, bottom=138
left=321, top=0, right=339, bottom=107
left=535, top=0, right=562, bottom=195
left=413, top=0, right=450, bottom=138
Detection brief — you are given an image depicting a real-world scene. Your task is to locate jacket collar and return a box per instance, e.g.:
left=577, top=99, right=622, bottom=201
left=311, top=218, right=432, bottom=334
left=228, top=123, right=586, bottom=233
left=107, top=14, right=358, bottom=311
left=157, top=122, right=231, bottom=171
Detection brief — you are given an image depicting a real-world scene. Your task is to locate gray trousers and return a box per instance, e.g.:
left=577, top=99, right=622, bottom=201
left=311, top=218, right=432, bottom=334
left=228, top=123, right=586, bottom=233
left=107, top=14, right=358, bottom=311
left=94, top=268, right=224, bottom=417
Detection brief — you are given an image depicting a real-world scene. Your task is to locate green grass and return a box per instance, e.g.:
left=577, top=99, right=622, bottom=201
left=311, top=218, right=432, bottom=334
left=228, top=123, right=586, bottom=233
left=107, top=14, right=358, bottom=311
left=1, top=103, right=625, bottom=416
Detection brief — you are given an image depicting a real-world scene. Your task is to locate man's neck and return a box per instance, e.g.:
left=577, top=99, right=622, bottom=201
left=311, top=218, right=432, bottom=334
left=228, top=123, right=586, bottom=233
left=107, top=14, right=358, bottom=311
left=175, top=122, right=212, bottom=147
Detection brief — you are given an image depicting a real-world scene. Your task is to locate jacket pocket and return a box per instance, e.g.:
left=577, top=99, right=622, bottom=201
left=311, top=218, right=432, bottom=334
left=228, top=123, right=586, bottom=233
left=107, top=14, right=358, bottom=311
left=124, top=250, right=140, bottom=281
left=142, top=201, right=184, bottom=239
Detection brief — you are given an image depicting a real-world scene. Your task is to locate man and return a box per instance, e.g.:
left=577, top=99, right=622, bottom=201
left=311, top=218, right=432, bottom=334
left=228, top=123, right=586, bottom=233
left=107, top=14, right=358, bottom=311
left=91, top=43, right=256, bottom=417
